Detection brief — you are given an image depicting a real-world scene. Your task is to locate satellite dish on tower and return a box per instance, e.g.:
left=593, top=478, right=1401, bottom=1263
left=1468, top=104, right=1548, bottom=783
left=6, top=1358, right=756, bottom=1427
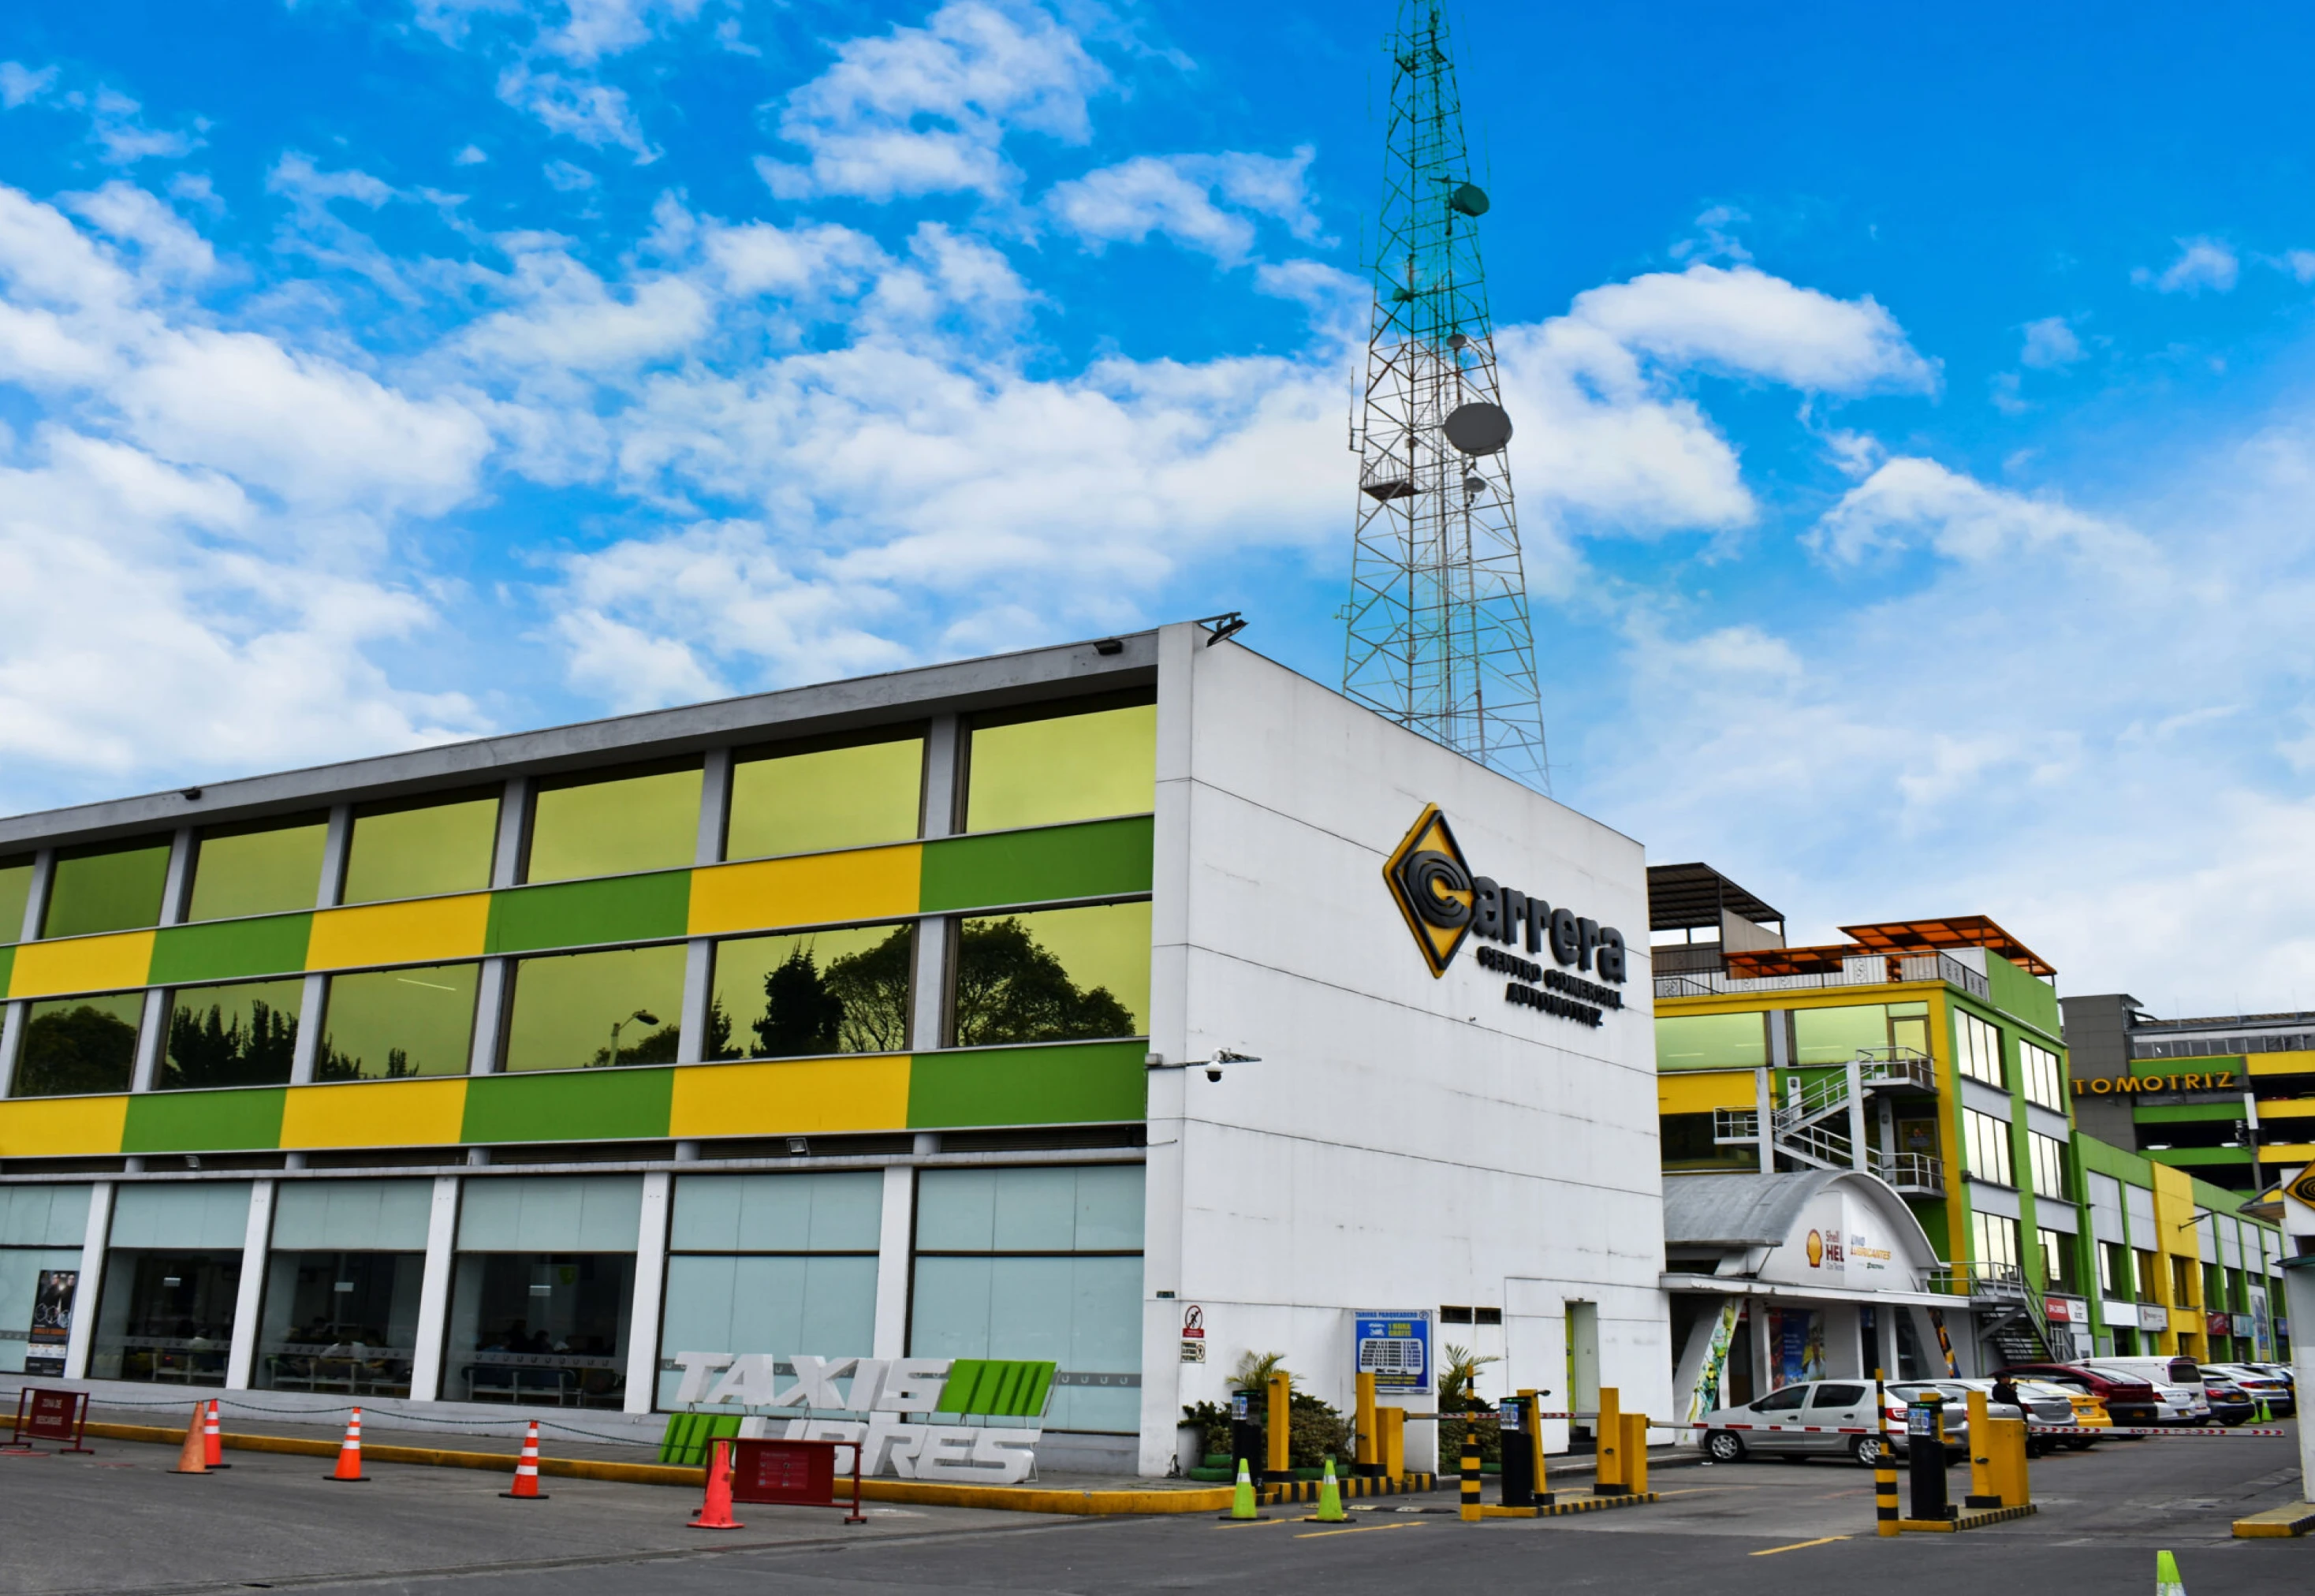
left=1442, top=401, right=1512, bottom=456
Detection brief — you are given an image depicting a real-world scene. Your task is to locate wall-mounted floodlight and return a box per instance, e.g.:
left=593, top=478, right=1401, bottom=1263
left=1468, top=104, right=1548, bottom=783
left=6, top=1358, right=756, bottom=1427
left=1196, top=612, right=1249, bottom=647
left=1146, top=1049, right=1262, bottom=1082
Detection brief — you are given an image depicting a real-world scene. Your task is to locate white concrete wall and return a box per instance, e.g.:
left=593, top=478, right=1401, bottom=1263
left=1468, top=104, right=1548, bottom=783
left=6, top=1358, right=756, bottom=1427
left=1137, top=628, right=1668, bottom=1473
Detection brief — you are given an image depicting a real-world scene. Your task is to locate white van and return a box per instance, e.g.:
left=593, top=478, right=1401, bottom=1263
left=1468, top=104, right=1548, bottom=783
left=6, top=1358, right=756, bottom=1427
left=2093, top=1356, right=2210, bottom=1424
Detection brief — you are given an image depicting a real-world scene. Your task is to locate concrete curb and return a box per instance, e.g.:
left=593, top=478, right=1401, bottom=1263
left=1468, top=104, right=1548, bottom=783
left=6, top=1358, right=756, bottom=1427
left=2233, top=1502, right=2315, bottom=1538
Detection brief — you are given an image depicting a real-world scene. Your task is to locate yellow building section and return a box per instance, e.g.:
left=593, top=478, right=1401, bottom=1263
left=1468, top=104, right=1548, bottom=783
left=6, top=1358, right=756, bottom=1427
left=669, top=1054, right=911, bottom=1139
left=2257, top=1099, right=2315, bottom=1120
left=2261, top=1142, right=2315, bottom=1165
left=0, top=1094, right=130, bottom=1157
left=279, top=1078, right=469, bottom=1148
left=1658, top=1070, right=1756, bottom=1115
left=688, top=845, right=921, bottom=939
left=307, top=894, right=491, bottom=971
left=8, top=930, right=158, bottom=999
left=2248, top=1050, right=2315, bottom=1076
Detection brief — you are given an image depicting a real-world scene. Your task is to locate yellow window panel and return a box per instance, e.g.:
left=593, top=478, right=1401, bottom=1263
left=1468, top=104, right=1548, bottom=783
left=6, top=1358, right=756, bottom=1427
left=307, top=894, right=491, bottom=971
left=687, top=845, right=920, bottom=938
left=1658, top=1070, right=1757, bottom=1115
left=668, top=1055, right=911, bottom=1139
left=2256, top=1098, right=2315, bottom=1118
left=8, top=930, right=155, bottom=998
left=2249, top=1050, right=2315, bottom=1076
left=280, top=1078, right=469, bottom=1149
left=0, top=1094, right=129, bottom=1158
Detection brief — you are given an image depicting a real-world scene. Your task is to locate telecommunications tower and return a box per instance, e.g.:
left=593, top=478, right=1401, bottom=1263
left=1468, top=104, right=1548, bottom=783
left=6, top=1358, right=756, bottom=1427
left=1341, top=1, right=1547, bottom=790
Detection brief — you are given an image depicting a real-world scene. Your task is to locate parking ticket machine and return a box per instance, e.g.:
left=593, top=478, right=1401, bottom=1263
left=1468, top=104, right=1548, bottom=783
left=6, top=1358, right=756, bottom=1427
left=1906, top=1393, right=1951, bottom=1522
left=1230, top=1389, right=1265, bottom=1479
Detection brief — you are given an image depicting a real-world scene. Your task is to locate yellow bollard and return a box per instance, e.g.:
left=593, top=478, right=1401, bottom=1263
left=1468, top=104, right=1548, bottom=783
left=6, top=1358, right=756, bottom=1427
left=1595, top=1386, right=1625, bottom=1495
left=1380, top=1405, right=1405, bottom=1481
left=1873, top=1371, right=1900, bottom=1538
left=1518, top=1388, right=1550, bottom=1505
left=1266, top=1372, right=1290, bottom=1481
left=1623, top=1412, right=1649, bottom=1495
left=1355, top=1370, right=1379, bottom=1475
left=1980, top=1416, right=2030, bottom=1508
left=1963, top=1390, right=2007, bottom=1509
left=1458, top=1424, right=1482, bottom=1522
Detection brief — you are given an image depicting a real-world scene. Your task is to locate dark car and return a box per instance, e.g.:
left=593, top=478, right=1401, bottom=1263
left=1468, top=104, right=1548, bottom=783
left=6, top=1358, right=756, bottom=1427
left=1993, top=1362, right=2160, bottom=1426
left=2201, top=1377, right=2257, bottom=1426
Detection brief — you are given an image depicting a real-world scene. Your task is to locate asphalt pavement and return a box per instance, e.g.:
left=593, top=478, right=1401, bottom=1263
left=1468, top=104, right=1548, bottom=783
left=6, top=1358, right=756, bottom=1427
left=0, top=1423, right=2306, bottom=1594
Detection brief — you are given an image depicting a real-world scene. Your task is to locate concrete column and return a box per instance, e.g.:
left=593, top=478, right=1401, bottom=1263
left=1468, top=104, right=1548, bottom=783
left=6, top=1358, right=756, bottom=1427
left=677, top=941, right=714, bottom=1065
left=1754, top=1067, right=1773, bottom=1173
left=909, top=919, right=949, bottom=1051
left=225, top=1180, right=276, bottom=1389
left=872, top=1164, right=916, bottom=1359
left=129, top=989, right=170, bottom=1093
left=1846, top=1058, right=1867, bottom=1173
left=289, top=974, right=328, bottom=1085
left=467, top=777, right=529, bottom=1083
left=2286, top=1263, right=2315, bottom=1502
left=159, top=826, right=196, bottom=925
left=0, top=1001, right=23, bottom=1096
left=920, top=714, right=960, bottom=839
left=695, top=746, right=733, bottom=863
left=408, top=1176, right=461, bottom=1402
left=62, top=1180, right=114, bottom=1380
left=624, top=1170, right=673, bottom=1415
left=316, top=803, right=352, bottom=908
left=17, top=848, right=49, bottom=941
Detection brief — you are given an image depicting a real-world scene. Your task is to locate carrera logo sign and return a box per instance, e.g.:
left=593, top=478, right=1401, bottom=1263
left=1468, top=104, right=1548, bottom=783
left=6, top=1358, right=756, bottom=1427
left=1382, top=804, right=1627, bottom=1024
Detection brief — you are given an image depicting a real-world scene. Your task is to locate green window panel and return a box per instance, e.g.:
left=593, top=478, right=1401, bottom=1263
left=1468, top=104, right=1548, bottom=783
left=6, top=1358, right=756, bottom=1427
left=318, top=963, right=480, bottom=1080
left=123, top=1087, right=289, bottom=1154
left=150, top=913, right=314, bottom=986
left=186, top=815, right=329, bottom=923
left=526, top=763, right=702, bottom=885
left=951, top=903, right=1150, bottom=1046
left=907, top=1041, right=1147, bottom=1128
left=962, top=699, right=1156, bottom=833
left=460, top=1066, right=677, bottom=1144
left=0, top=855, right=32, bottom=942
left=0, top=945, right=13, bottom=993
left=1655, top=1012, right=1769, bottom=1070
left=486, top=872, right=691, bottom=955
left=707, top=924, right=913, bottom=1061
left=501, top=945, right=687, bottom=1072
left=12, top=992, right=144, bottom=1098
left=342, top=790, right=501, bottom=905
left=161, top=978, right=304, bottom=1091
left=43, top=840, right=171, bottom=939
left=2134, top=1102, right=2247, bottom=1123
left=934, top=1358, right=1057, bottom=1418
left=727, top=733, right=925, bottom=861
left=919, top=816, right=1154, bottom=912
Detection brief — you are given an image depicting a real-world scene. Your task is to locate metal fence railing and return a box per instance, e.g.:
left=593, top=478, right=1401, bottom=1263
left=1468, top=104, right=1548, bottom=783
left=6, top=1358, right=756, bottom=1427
left=1656, top=953, right=1990, bottom=1002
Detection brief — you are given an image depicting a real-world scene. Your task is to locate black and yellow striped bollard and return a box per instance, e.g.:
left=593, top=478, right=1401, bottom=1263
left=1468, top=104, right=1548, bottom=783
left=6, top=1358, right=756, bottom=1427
left=1459, top=1424, right=1482, bottom=1523
left=1873, top=1371, right=1899, bottom=1538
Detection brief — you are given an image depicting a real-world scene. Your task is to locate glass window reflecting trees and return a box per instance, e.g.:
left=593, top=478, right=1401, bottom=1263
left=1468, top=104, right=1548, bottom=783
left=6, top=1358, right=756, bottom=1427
left=951, top=903, right=1150, bottom=1046
left=726, top=733, right=924, bottom=860
left=161, top=979, right=304, bottom=1090
left=186, top=815, right=327, bottom=921
left=707, top=925, right=913, bottom=1060
left=444, top=1176, right=640, bottom=1409
left=43, top=840, right=171, bottom=938
left=10, top=993, right=143, bottom=1096
left=963, top=698, right=1156, bottom=833
left=317, top=964, right=480, bottom=1080
left=0, top=855, right=32, bottom=940
left=501, top=945, right=686, bottom=1071
left=525, top=763, right=701, bottom=883
left=341, top=791, right=501, bottom=904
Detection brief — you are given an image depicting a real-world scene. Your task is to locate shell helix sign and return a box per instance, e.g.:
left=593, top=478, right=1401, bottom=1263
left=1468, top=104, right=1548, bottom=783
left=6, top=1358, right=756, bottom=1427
left=1382, top=803, right=1629, bottom=1025
left=669, top=1354, right=1052, bottom=1482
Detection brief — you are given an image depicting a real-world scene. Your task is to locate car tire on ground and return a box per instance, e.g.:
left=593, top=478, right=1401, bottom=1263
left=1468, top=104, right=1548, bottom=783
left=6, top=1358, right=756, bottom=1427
left=1848, top=1434, right=1884, bottom=1466
left=1704, top=1430, right=1746, bottom=1463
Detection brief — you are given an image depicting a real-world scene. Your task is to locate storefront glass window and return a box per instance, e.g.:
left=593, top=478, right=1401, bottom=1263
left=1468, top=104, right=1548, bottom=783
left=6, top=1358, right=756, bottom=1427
left=963, top=699, right=1156, bottom=833
left=160, top=979, right=304, bottom=1090
left=727, top=734, right=924, bottom=860
left=90, top=1181, right=252, bottom=1386
left=11, top=992, right=144, bottom=1097
left=707, top=925, right=913, bottom=1060
left=2018, top=1041, right=2065, bottom=1109
left=0, top=1186, right=93, bottom=1376
left=1955, top=1011, right=2004, bottom=1086
left=255, top=1178, right=430, bottom=1395
left=186, top=815, right=328, bottom=923
left=0, top=855, right=32, bottom=941
left=1963, top=1107, right=2014, bottom=1186
left=43, top=840, right=170, bottom=939
left=656, top=1171, right=882, bottom=1407
left=525, top=763, right=701, bottom=884
left=501, top=945, right=686, bottom=1071
left=911, top=1165, right=1143, bottom=1432
left=317, top=964, right=480, bottom=1080
left=951, top=902, right=1150, bottom=1046
left=1653, top=1012, right=1767, bottom=1070
left=445, top=1176, right=642, bottom=1409
left=1791, top=1004, right=1896, bottom=1066
left=341, top=791, right=501, bottom=904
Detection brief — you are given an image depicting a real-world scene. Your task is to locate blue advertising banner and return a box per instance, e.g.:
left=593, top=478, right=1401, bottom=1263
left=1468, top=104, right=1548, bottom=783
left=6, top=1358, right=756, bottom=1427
left=1352, top=1309, right=1433, bottom=1394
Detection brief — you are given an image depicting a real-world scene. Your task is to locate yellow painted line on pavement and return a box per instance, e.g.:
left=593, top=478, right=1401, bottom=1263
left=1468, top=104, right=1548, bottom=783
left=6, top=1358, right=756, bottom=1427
left=1295, top=1522, right=1426, bottom=1539
left=1750, top=1535, right=1850, bottom=1557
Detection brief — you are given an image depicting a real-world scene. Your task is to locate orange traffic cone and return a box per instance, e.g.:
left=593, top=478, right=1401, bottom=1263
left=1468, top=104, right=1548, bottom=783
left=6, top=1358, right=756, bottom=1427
left=169, top=1404, right=209, bottom=1475
left=500, top=1419, right=549, bottom=1501
left=203, top=1399, right=229, bottom=1469
left=324, top=1407, right=369, bottom=1482
left=686, top=1438, right=744, bottom=1530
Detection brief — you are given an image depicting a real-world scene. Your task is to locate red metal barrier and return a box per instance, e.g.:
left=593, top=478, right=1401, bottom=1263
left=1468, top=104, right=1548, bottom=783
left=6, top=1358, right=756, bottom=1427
left=5, top=1389, right=92, bottom=1456
left=729, top=1438, right=867, bottom=1523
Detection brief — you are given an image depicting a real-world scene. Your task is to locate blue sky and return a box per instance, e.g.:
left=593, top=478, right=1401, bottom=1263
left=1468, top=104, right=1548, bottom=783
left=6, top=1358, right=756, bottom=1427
left=4, top=1, right=2315, bottom=1012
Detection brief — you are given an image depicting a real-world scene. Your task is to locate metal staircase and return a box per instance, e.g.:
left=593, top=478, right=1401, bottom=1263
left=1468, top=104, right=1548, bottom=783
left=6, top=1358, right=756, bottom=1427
left=1929, top=1263, right=2057, bottom=1365
left=1713, top=1047, right=1944, bottom=1195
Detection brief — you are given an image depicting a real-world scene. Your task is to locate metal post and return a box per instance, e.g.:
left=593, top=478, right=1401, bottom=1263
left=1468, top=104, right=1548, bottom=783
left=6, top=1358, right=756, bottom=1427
left=1355, top=1370, right=1381, bottom=1475
left=1594, top=1385, right=1625, bottom=1493
left=1266, top=1372, right=1291, bottom=1481
left=1458, top=1426, right=1481, bottom=1522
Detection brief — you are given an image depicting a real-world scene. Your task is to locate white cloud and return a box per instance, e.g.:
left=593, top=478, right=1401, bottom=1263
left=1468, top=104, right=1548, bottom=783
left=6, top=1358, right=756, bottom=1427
left=1566, top=264, right=1937, bottom=394
left=60, top=181, right=219, bottom=285
left=0, top=62, right=57, bottom=109
left=89, top=88, right=202, bottom=165
left=2019, top=315, right=2082, bottom=369
left=759, top=0, right=1105, bottom=200
left=1046, top=147, right=1316, bottom=263
left=2138, top=236, right=2239, bottom=296
left=453, top=144, right=490, bottom=166
left=2279, top=249, right=2315, bottom=285
left=497, top=64, right=658, bottom=161
left=1807, top=455, right=2142, bottom=565
left=540, top=0, right=706, bottom=65
left=543, top=158, right=598, bottom=191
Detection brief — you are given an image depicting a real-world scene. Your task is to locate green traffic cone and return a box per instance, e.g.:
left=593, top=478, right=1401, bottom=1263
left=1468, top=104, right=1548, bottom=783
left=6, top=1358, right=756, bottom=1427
left=1231, top=1458, right=1258, bottom=1520
left=1315, top=1456, right=1346, bottom=1523
left=2156, top=1549, right=2185, bottom=1596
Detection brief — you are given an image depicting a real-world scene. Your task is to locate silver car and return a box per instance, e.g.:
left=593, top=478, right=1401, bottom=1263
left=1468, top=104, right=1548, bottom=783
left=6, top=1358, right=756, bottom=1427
left=1698, top=1379, right=1899, bottom=1465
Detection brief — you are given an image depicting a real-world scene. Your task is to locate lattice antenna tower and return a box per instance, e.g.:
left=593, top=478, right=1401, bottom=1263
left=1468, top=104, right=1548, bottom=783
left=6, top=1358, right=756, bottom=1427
left=1341, top=1, right=1547, bottom=791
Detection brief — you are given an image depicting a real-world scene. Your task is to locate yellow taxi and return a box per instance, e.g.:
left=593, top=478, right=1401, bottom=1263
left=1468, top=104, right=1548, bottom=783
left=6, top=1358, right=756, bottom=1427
left=2022, top=1379, right=2109, bottom=1449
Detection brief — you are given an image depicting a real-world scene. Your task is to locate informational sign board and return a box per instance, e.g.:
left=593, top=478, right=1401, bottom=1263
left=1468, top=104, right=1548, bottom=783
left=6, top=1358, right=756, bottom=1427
left=25, top=1270, right=75, bottom=1378
left=1352, top=1309, right=1432, bottom=1395
left=1180, top=1303, right=1205, bottom=1363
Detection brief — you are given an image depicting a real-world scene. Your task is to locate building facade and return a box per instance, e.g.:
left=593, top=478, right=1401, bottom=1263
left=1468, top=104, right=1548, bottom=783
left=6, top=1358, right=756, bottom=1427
left=0, top=625, right=1670, bottom=1474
